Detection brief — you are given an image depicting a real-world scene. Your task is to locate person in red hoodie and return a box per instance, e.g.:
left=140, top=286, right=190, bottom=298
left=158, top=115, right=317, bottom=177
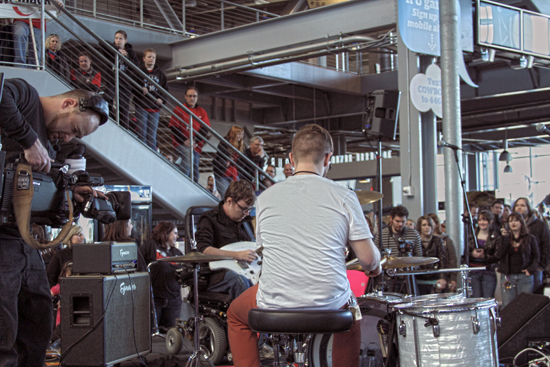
left=70, top=52, right=101, bottom=93
left=13, top=1, right=63, bottom=67
left=169, top=86, right=211, bottom=183
left=133, top=48, right=168, bottom=150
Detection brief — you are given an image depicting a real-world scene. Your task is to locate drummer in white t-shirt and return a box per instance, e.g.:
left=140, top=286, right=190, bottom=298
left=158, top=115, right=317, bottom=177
left=227, top=124, right=381, bottom=367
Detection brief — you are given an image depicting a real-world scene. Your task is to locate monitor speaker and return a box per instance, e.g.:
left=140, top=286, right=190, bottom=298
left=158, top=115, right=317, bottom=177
left=364, top=90, right=401, bottom=140
left=498, top=292, right=550, bottom=365
left=60, top=272, right=151, bottom=366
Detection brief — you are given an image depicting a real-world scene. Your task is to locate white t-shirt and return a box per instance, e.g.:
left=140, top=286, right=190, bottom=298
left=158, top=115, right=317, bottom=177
left=256, top=175, right=372, bottom=310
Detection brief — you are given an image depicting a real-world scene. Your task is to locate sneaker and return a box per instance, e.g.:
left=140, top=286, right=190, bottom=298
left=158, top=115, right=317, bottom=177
left=259, top=344, right=274, bottom=359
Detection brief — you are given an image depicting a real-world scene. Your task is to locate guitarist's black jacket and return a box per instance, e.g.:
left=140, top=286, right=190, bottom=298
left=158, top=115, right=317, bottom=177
left=195, top=201, right=254, bottom=287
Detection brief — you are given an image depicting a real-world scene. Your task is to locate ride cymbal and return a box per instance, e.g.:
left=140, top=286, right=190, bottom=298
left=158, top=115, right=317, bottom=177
left=346, top=256, right=439, bottom=271
left=354, top=190, right=384, bottom=205
left=157, top=251, right=233, bottom=263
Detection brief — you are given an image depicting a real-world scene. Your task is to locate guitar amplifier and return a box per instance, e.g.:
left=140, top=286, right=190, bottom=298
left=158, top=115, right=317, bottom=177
left=73, top=242, right=138, bottom=274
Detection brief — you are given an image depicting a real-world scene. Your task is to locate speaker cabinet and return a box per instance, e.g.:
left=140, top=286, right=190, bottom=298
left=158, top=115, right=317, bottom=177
left=364, top=90, right=401, bottom=140
left=60, top=272, right=151, bottom=366
left=498, top=293, right=550, bottom=365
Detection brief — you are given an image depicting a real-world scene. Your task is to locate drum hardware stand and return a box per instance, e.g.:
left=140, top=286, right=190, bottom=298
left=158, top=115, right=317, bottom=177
left=440, top=142, right=478, bottom=269
left=147, top=262, right=166, bottom=340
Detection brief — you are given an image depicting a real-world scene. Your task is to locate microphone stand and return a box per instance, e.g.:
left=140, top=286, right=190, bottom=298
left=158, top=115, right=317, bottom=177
left=442, top=144, right=478, bottom=279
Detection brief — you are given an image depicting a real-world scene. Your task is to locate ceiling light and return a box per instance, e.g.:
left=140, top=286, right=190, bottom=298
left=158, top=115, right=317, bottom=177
left=499, top=150, right=512, bottom=162
left=504, top=163, right=513, bottom=173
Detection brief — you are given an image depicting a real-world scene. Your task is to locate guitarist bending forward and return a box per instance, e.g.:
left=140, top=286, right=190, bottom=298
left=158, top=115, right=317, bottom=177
left=195, top=180, right=257, bottom=299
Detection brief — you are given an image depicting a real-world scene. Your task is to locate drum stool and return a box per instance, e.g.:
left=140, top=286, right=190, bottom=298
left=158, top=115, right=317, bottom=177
left=248, top=309, right=354, bottom=366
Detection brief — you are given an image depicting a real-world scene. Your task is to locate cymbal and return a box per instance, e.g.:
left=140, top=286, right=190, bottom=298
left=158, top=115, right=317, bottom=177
left=346, top=256, right=439, bottom=271
left=157, top=251, right=233, bottom=263
left=354, top=190, right=384, bottom=205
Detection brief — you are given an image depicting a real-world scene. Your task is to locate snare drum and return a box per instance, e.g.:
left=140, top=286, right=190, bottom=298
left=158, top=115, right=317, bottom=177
left=402, top=292, right=463, bottom=303
left=391, top=298, right=499, bottom=367
left=309, top=293, right=404, bottom=367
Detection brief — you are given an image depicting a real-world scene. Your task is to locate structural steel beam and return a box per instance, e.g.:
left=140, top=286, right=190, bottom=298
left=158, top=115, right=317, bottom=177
left=169, top=0, right=396, bottom=70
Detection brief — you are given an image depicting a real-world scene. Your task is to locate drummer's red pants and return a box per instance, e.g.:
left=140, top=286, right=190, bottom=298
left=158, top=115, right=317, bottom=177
left=227, top=284, right=361, bottom=367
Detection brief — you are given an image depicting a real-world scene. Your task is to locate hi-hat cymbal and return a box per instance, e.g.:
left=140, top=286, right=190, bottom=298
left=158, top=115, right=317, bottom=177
left=157, top=251, right=233, bottom=263
left=354, top=190, right=384, bottom=205
left=346, top=256, right=439, bottom=271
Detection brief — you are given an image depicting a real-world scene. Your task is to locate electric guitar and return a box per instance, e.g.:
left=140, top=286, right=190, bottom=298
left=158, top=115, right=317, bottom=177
left=209, top=241, right=263, bottom=285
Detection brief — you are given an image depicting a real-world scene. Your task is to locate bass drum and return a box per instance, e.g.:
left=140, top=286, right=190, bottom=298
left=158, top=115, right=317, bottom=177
left=309, top=293, right=403, bottom=367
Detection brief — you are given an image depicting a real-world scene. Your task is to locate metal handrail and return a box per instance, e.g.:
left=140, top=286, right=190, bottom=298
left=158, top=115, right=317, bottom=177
left=46, top=2, right=276, bottom=190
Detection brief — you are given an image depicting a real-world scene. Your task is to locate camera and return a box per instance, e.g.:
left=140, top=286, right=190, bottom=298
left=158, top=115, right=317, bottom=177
left=397, top=239, right=414, bottom=257
left=0, top=147, right=130, bottom=227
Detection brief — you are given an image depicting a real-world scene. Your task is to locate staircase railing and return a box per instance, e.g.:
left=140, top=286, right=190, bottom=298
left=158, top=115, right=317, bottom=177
left=2, top=2, right=276, bottom=195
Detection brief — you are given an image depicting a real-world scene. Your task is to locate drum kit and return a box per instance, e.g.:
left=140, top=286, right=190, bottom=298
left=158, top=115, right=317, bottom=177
left=341, top=254, right=501, bottom=367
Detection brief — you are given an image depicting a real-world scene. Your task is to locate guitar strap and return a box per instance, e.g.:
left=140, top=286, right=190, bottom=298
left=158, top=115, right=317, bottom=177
left=243, top=222, right=255, bottom=242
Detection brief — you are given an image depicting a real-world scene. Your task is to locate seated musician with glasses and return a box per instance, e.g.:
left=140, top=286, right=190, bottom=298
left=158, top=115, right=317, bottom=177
left=195, top=180, right=258, bottom=299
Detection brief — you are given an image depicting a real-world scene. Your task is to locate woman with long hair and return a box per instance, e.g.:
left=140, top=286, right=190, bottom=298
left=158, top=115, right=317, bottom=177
left=469, top=211, right=501, bottom=298
left=46, top=225, right=85, bottom=288
left=45, top=34, right=70, bottom=80
left=428, top=212, right=458, bottom=291
left=214, top=125, right=244, bottom=197
left=103, top=219, right=147, bottom=272
left=139, top=222, right=182, bottom=329
left=512, top=197, right=550, bottom=293
left=496, top=212, right=539, bottom=307
left=415, top=215, right=448, bottom=294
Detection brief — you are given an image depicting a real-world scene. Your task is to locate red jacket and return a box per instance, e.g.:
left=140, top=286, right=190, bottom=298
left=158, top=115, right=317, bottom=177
left=169, top=104, right=211, bottom=154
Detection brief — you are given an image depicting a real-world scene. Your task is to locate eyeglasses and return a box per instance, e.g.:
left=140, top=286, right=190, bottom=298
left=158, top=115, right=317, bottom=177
left=235, top=201, right=254, bottom=214
left=186, top=94, right=198, bottom=98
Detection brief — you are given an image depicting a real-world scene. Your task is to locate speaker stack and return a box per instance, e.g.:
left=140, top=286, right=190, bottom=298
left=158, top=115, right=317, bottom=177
left=498, top=293, right=550, bottom=365
left=60, top=272, right=151, bottom=366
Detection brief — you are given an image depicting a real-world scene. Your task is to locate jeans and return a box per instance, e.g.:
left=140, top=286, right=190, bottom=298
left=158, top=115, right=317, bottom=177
left=227, top=284, right=361, bottom=367
left=135, top=106, right=160, bottom=150
left=533, top=269, right=543, bottom=293
left=153, top=297, right=182, bottom=329
left=207, top=271, right=251, bottom=300
left=13, top=21, right=42, bottom=68
left=175, top=144, right=200, bottom=183
left=500, top=273, right=533, bottom=308
left=0, top=236, right=53, bottom=367
left=470, top=270, right=497, bottom=298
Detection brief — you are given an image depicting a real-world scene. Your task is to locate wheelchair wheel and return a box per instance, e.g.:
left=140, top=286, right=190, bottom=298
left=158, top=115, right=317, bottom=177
left=197, top=317, right=227, bottom=365
left=166, top=327, right=184, bottom=355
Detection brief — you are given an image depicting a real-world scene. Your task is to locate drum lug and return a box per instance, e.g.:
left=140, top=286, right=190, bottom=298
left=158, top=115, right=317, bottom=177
left=471, top=316, right=481, bottom=335
left=399, top=320, right=406, bottom=337
left=432, top=323, right=440, bottom=338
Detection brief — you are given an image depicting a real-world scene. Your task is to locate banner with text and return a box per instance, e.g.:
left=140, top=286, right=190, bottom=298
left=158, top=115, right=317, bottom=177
left=0, top=1, right=59, bottom=19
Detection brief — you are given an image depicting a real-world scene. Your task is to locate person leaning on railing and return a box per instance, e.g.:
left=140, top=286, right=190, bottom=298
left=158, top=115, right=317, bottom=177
left=45, top=34, right=70, bottom=81
left=212, top=125, right=244, bottom=197
left=70, top=52, right=101, bottom=93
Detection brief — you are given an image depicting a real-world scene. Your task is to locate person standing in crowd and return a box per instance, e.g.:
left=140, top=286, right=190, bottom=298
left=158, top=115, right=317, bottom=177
left=169, top=86, right=211, bottom=183
left=70, top=52, right=101, bottom=93
left=241, top=136, right=266, bottom=184
left=375, top=205, right=422, bottom=256
left=469, top=211, right=501, bottom=298
left=195, top=180, right=256, bottom=299
left=283, top=163, right=294, bottom=178
left=428, top=212, right=458, bottom=291
left=45, top=34, right=70, bottom=80
left=513, top=197, right=550, bottom=293
left=213, top=125, right=244, bottom=197
left=406, top=219, right=416, bottom=230
left=102, top=30, right=139, bottom=130
left=134, top=48, right=168, bottom=150
left=46, top=225, right=85, bottom=288
left=497, top=212, right=539, bottom=307
left=206, top=174, right=222, bottom=199
left=415, top=215, right=448, bottom=294
left=491, top=199, right=505, bottom=230
left=140, top=222, right=183, bottom=329
left=265, top=165, right=276, bottom=180
left=226, top=124, right=381, bottom=367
